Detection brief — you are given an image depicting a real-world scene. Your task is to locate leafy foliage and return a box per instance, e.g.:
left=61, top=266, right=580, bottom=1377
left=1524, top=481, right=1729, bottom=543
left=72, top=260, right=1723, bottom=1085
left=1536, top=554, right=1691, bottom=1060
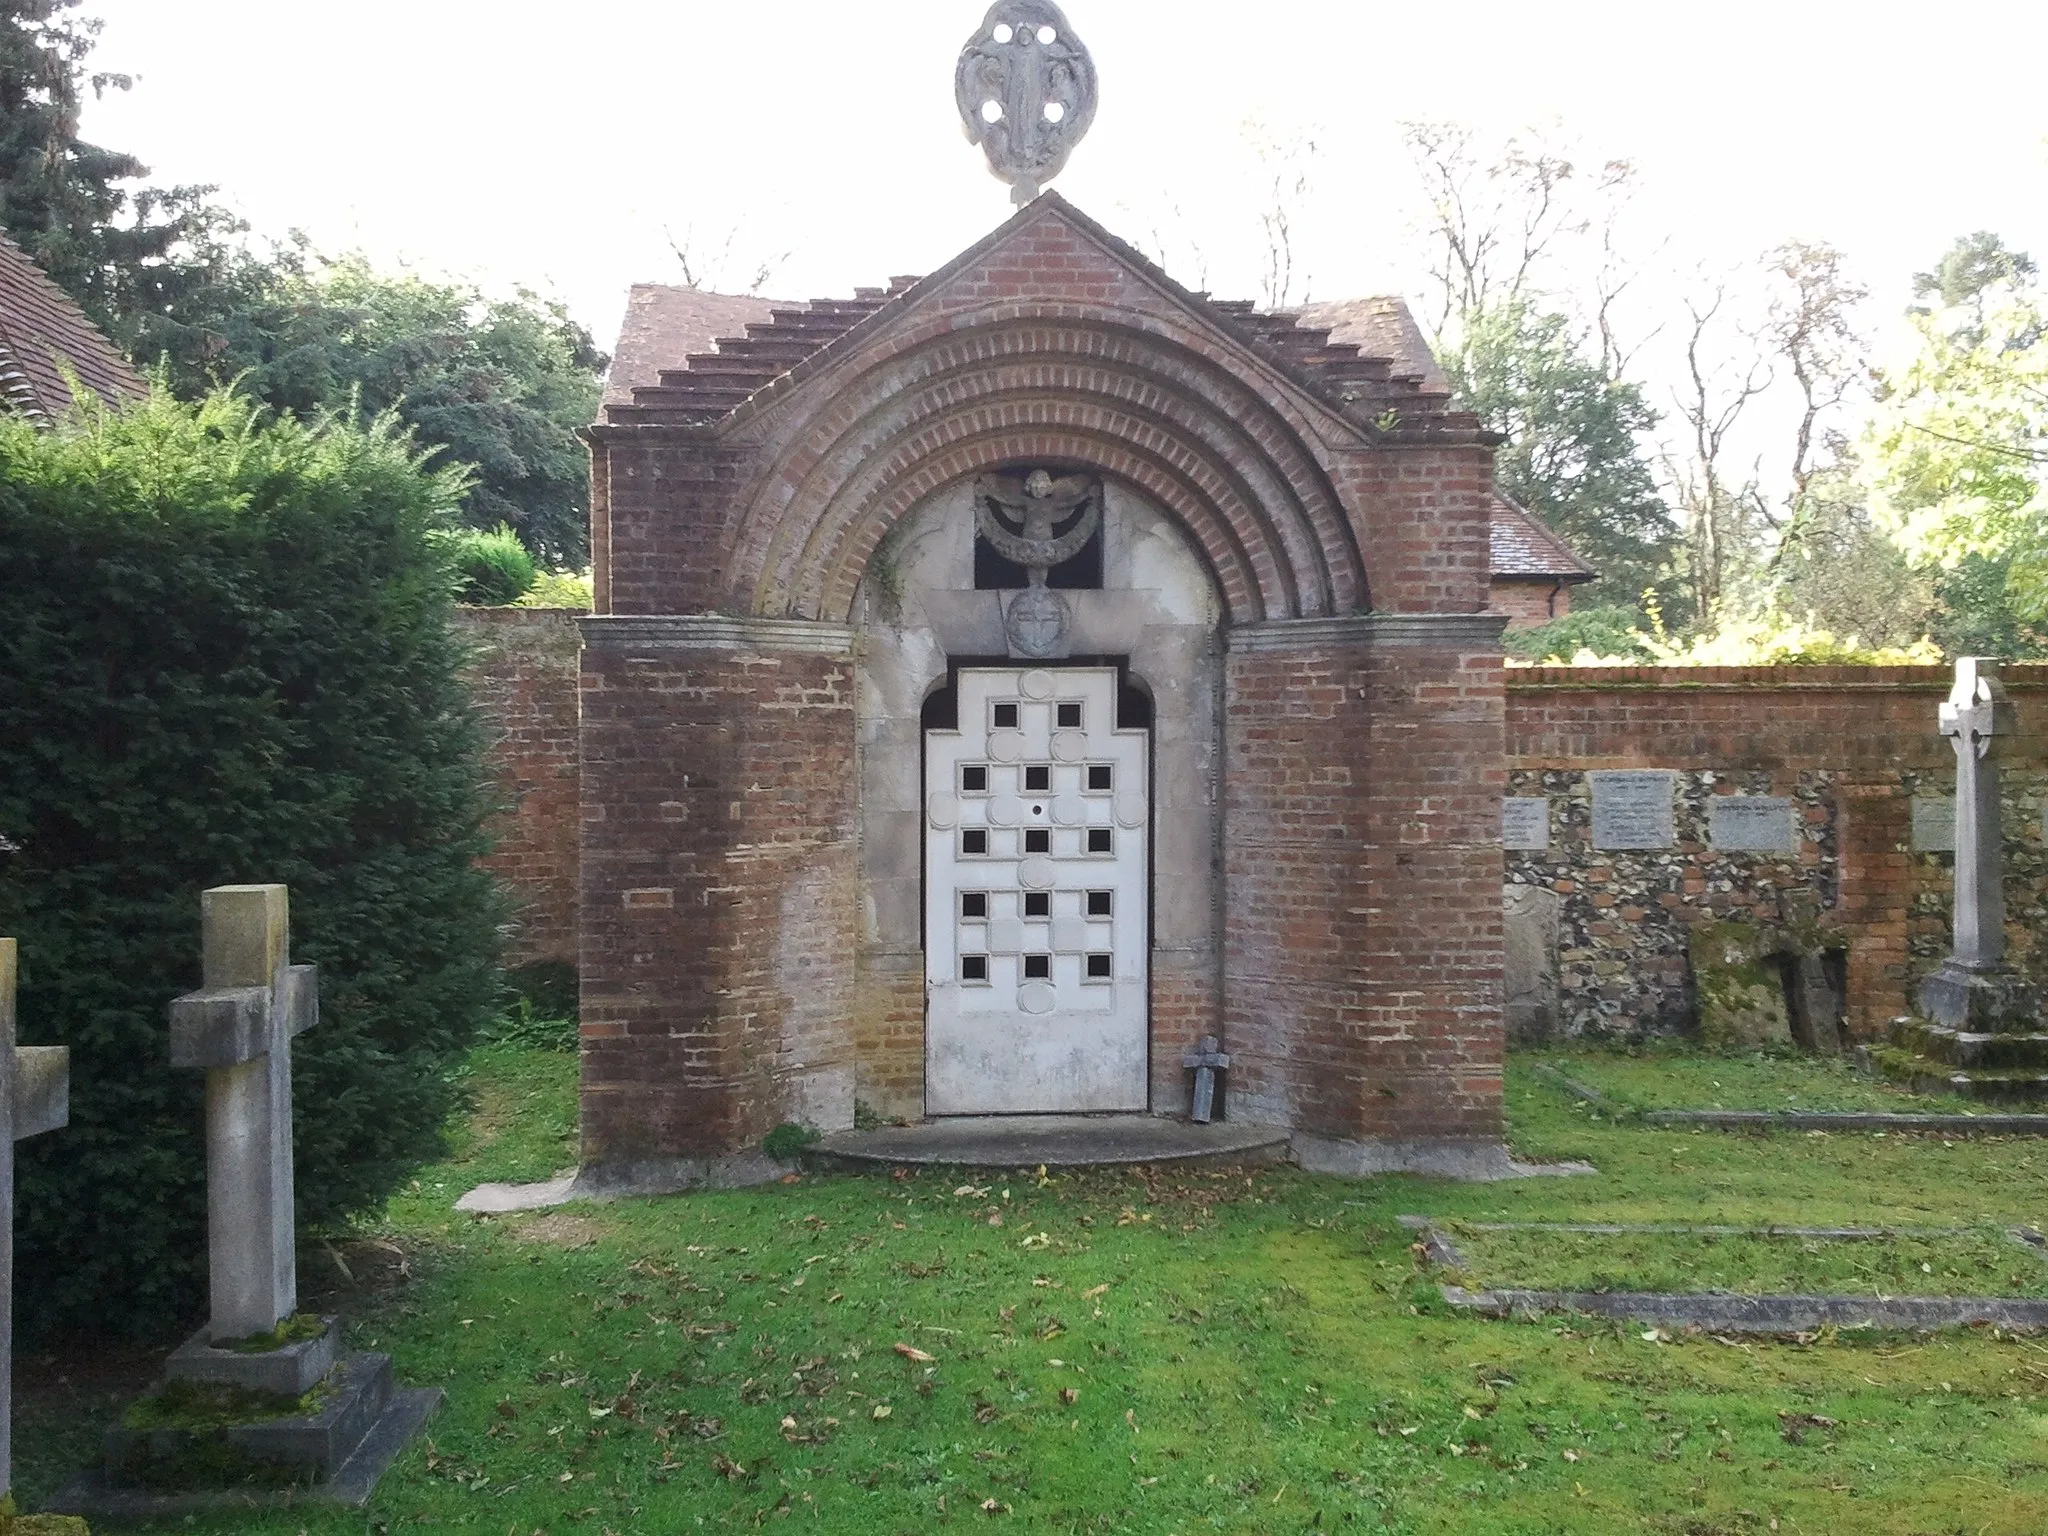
left=1442, top=300, right=1680, bottom=617
left=0, top=389, right=506, bottom=1338
left=1871, top=234, right=2048, bottom=624
left=1502, top=605, right=1657, bottom=664
left=447, top=523, right=538, bottom=606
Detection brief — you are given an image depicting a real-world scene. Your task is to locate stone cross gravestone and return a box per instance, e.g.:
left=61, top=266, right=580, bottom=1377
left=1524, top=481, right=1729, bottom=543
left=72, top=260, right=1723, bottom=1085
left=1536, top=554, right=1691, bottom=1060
left=2, top=938, right=70, bottom=1509
left=1917, top=659, right=2035, bottom=1029
left=168, top=885, right=317, bottom=1344
left=1182, top=1036, right=1231, bottom=1124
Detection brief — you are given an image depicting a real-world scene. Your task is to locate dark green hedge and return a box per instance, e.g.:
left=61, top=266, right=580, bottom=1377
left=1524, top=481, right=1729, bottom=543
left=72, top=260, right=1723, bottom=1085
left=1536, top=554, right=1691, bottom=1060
left=0, top=391, right=507, bottom=1339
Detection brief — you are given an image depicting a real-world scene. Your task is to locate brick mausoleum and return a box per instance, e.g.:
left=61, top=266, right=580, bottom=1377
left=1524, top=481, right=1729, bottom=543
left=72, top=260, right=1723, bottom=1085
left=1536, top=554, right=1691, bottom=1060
left=568, top=195, right=1525, bottom=1184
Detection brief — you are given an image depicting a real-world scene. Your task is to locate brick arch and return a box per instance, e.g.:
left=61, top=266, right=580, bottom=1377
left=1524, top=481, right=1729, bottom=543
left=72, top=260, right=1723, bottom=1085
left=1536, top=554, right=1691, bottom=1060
left=721, top=314, right=1369, bottom=625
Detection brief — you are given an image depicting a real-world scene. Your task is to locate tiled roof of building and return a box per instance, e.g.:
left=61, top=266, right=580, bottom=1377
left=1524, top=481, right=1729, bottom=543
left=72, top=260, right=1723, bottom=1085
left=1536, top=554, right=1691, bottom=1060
left=1491, top=494, right=1597, bottom=583
left=600, top=195, right=1467, bottom=434
left=0, top=231, right=145, bottom=419
left=1292, top=296, right=1453, bottom=396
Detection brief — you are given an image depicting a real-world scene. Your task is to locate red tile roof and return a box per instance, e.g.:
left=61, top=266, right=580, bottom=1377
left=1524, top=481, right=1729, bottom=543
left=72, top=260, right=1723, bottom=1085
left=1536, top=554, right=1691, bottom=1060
left=1491, top=494, right=1596, bottom=583
left=0, top=231, right=145, bottom=419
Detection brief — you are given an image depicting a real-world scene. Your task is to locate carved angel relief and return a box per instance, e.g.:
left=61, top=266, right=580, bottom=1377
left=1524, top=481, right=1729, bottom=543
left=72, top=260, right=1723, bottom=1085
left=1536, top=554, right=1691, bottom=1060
left=973, top=469, right=1102, bottom=660
left=955, top=1, right=1098, bottom=205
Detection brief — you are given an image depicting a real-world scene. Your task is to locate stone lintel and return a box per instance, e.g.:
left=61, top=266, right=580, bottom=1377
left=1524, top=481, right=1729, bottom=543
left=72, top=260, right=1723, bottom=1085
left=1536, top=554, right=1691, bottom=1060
left=168, top=987, right=271, bottom=1069
left=12, top=1045, right=68, bottom=1139
left=580, top=614, right=856, bottom=656
left=1225, top=613, right=1508, bottom=653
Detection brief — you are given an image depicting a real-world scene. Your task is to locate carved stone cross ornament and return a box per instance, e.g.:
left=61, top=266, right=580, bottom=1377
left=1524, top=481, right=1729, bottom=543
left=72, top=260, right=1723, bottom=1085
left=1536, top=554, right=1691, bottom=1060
left=956, top=0, right=1098, bottom=204
left=976, top=469, right=1101, bottom=660
left=169, top=885, right=318, bottom=1343
left=2, top=937, right=69, bottom=1506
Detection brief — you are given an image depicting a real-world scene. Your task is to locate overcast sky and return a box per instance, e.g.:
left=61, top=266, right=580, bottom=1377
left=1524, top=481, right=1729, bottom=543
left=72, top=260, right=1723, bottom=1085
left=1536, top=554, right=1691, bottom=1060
left=76, top=0, right=2048, bottom=463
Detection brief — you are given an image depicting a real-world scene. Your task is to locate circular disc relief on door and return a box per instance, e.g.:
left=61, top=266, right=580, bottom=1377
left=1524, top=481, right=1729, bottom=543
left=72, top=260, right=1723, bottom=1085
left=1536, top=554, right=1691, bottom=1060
left=988, top=729, right=1025, bottom=763
left=988, top=794, right=1025, bottom=827
left=1050, top=793, right=1087, bottom=826
left=927, top=793, right=961, bottom=829
left=1051, top=730, right=1088, bottom=762
left=1019, top=670, right=1056, bottom=700
left=1115, top=793, right=1147, bottom=829
left=1017, top=980, right=1058, bottom=1016
left=1018, top=855, right=1058, bottom=890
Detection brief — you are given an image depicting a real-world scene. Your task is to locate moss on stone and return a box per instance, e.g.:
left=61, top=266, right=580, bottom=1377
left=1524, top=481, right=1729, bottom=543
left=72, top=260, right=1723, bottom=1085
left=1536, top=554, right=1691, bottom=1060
left=121, top=1377, right=322, bottom=1433
left=1688, top=919, right=1794, bottom=1050
left=221, top=1313, right=328, bottom=1355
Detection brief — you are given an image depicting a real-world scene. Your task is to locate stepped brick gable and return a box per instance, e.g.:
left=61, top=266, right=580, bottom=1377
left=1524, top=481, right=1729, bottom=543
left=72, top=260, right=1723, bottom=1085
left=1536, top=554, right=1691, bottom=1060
left=577, top=195, right=1517, bottom=1181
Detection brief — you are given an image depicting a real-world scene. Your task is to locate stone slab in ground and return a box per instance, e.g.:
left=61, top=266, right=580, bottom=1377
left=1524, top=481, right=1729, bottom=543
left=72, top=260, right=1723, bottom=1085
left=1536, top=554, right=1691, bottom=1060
left=811, top=1115, right=1291, bottom=1170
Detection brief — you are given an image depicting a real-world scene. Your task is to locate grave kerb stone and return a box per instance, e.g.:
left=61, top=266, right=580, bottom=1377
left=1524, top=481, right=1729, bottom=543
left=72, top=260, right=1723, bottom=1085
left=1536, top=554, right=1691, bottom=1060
left=168, top=885, right=318, bottom=1347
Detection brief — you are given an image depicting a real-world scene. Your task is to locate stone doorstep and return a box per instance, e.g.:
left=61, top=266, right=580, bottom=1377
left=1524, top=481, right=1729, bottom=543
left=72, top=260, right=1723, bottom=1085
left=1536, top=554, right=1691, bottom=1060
left=48, top=1357, right=442, bottom=1519
left=45, top=1385, right=442, bottom=1519
left=808, top=1114, right=1291, bottom=1170
left=165, top=1317, right=337, bottom=1397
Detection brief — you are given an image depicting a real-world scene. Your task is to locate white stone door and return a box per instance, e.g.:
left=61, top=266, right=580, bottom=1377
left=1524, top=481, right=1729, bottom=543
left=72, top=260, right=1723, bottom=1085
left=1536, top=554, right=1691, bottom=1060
left=925, top=667, right=1149, bottom=1114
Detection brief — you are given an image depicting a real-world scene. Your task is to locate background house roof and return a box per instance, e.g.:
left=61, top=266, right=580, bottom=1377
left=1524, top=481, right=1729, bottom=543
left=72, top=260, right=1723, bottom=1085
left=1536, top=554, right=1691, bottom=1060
left=602, top=285, right=783, bottom=408
left=0, top=233, right=146, bottom=418
left=1491, top=494, right=1597, bottom=583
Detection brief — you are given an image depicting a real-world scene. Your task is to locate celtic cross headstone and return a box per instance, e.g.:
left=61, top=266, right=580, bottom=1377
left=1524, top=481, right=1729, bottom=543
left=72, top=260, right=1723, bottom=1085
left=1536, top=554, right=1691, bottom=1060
left=1, top=938, right=70, bottom=1508
left=956, top=0, right=1098, bottom=204
left=1918, top=658, right=2036, bottom=1028
left=168, top=885, right=318, bottom=1343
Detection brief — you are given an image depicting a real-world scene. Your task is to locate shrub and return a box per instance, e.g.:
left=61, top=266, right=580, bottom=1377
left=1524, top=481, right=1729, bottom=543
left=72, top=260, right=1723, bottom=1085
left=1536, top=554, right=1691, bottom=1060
left=762, top=1123, right=821, bottom=1161
left=0, top=390, right=507, bottom=1339
left=448, top=523, right=538, bottom=605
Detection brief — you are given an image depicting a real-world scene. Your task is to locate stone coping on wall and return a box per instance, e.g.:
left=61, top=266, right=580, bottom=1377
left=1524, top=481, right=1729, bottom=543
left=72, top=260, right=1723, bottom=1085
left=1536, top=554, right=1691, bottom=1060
left=1509, top=663, right=2048, bottom=691
left=1226, top=613, right=1509, bottom=652
left=579, top=614, right=856, bottom=655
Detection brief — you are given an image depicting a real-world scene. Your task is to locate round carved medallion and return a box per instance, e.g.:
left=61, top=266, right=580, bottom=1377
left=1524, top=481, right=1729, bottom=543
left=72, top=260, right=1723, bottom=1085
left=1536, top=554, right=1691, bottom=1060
left=955, top=1, right=1098, bottom=205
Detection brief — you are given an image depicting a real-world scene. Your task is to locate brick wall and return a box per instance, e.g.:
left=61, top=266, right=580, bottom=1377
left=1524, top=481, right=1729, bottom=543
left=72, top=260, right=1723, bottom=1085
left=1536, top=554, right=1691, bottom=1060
left=1506, top=665, right=2048, bottom=1039
left=458, top=608, right=582, bottom=968
left=1489, top=579, right=1574, bottom=631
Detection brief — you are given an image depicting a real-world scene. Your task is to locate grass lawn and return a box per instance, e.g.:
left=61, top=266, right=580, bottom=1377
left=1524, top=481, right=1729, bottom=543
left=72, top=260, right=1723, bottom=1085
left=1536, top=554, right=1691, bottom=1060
left=1525, top=1044, right=1990, bottom=1116
left=15, top=1045, right=2048, bottom=1535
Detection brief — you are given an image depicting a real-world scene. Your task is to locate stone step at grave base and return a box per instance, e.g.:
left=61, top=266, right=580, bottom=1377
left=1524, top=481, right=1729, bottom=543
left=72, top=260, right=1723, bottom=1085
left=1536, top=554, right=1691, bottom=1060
left=1889, top=1020, right=2048, bottom=1071
left=1876, top=1019, right=2048, bottom=1103
left=45, top=1352, right=441, bottom=1519
left=808, top=1114, right=1291, bottom=1171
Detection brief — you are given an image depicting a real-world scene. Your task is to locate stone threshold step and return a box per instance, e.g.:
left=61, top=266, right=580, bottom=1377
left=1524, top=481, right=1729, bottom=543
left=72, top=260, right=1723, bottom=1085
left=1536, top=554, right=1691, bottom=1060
left=809, top=1114, right=1290, bottom=1170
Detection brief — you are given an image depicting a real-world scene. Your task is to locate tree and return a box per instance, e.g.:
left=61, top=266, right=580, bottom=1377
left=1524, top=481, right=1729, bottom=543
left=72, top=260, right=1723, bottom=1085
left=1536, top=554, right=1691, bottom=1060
left=166, top=246, right=606, bottom=569
left=1443, top=299, right=1678, bottom=611
left=0, top=389, right=507, bottom=1336
left=0, top=0, right=241, bottom=351
left=1870, top=234, right=2048, bottom=626
left=1662, top=283, right=1772, bottom=622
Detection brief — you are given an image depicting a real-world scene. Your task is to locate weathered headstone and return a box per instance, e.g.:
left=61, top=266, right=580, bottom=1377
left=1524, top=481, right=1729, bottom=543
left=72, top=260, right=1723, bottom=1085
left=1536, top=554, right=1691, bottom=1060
left=168, top=885, right=318, bottom=1348
left=1, top=938, right=70, bottom=1512
left=1911, top=796, right=1956, bottom=853
left=1917, top=659, right=2036, bottom=1030
left=1708, top=796, right=1797, bottom=854
left=1589, top=771, right=1676, bottom=850
left=1501, top=798, right=1550, bottom=851
left=1182, top=1037, right=1230, bottom=1124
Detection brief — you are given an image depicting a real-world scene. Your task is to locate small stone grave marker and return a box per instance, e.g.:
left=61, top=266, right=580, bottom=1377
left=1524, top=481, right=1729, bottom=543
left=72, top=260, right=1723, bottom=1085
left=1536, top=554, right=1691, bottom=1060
left=1589, top=771, right=1676, bottom=850
left=1182, top=1036, right=1230, bottom=1124
left=2, top=937, right=70, bottom=1511
left=1708, top=796, right=1796, bottom=854
left=1501, top=797, right=1550, bottom=851
left=1912, top=796, right=1956, bottom=853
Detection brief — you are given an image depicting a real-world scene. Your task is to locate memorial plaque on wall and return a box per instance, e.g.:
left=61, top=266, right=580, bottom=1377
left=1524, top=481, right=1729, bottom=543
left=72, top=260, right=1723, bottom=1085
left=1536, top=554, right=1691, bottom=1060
left=1708, top=795, right=1797, bottom=854
left=1912, top=796, right=1956, bottom=853
left=1502, top=798, right=1550, bottom=851
left=1589, top=770, right=1677, bottom=849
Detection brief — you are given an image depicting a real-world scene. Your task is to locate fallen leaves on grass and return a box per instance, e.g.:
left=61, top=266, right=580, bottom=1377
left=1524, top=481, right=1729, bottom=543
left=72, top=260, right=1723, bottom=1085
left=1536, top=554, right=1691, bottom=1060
left=511, top=1213, right=606, bottom=1248
left=893, top=1342, right=936, bottom=1363
left=1779, top=1412, right=1838, bottom=1444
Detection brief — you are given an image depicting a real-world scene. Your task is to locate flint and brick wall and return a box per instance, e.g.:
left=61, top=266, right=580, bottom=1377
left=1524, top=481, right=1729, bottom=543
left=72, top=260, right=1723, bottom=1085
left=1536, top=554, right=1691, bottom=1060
left=1506, top=665, right=2048, bottom=1040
